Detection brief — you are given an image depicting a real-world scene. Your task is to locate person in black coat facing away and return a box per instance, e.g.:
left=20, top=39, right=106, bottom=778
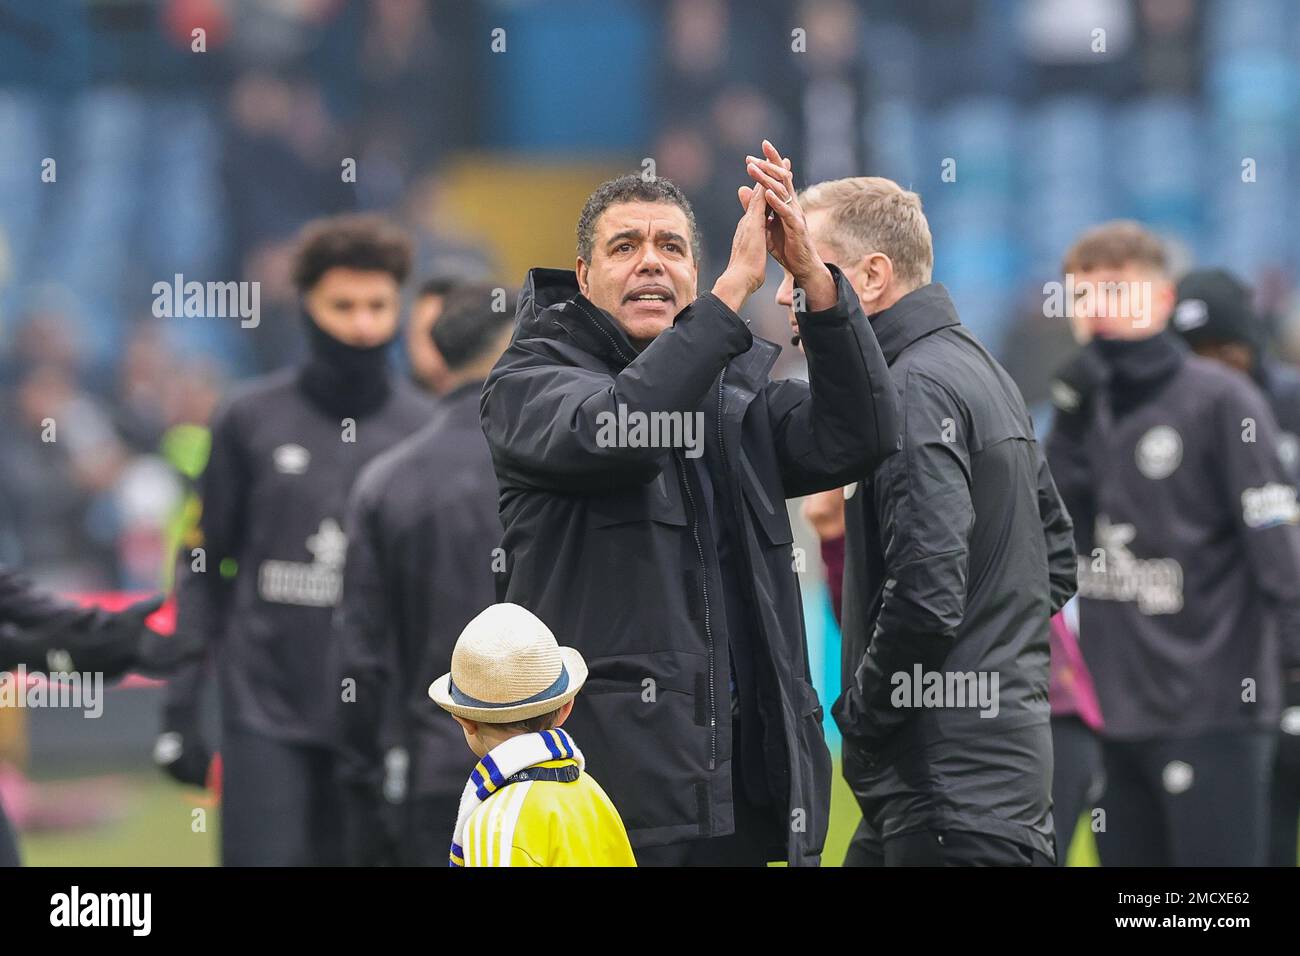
left=810, top=176, right=1076, bottom=867
left=334, top=284, right=515, bottom=865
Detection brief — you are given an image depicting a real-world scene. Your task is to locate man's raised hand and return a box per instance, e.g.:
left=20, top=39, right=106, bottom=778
left=741, top=140, right=837, bottom=312
left=710, top=176, right=770, bottom=314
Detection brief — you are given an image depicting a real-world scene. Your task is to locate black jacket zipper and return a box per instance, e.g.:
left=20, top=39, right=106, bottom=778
left=675, top=452, right=717, bottom=771
left=573, top=297, right=720, bottom=770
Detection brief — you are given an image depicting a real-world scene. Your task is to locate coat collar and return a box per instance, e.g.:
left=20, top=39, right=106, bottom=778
left=516, top=268, right=641, bottom=367
left=439, top=379, right=486, bottom=416
left=869, top=282, right=960, bottom=364
left=515, top=267, right=779, bottom=391
left=1094, top=329, right=1186, bottom=387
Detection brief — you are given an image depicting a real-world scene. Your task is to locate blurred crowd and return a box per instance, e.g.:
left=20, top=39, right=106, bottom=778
left=0, top=0, right=490, bottom=590
left=4, top=0, right=1300, bottom=593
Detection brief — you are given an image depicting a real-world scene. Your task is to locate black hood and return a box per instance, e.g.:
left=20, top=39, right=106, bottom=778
left=514, top=268, right=647, bottom=370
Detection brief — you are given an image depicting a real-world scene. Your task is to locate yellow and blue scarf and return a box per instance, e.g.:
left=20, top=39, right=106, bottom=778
left=449, top=728, right=584, bottom=867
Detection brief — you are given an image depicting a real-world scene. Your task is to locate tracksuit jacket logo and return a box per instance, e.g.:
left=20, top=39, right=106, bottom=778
left=1076, top=516, right=1184, bottom=615
left=258, top=517, right=347, bottom=607
left=1135, top=425, right=1182, bottom=479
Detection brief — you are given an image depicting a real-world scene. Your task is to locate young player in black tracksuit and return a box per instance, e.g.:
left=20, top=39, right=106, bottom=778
left=1171, top=267, right=1300, bottom=866
left=154, top=216, right=433, bottom=866
left=1046, top=224, right=1300, bottom=866
left=334, top=285, right=514, bottom=866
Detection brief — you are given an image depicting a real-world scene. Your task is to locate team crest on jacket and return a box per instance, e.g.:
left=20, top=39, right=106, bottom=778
left=258, top=517, right=346, bottom=606
left=1161, top=760, right=1194, bottom=794
left=1135, top=425, right=1182, bottom=479
left=273, top=443, right=311, bottom=475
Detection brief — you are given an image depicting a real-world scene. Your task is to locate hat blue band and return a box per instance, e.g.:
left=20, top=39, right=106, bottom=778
left=449, top=664, right=571, bottom=709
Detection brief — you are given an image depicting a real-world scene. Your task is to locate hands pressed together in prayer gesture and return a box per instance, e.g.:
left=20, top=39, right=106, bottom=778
left=711, top=140, right=837, bottom=315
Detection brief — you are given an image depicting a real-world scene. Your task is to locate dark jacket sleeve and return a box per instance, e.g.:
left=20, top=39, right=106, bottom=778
left=1035, top=444, right=1077, bottom=614
left=1044, top=414, right=1095, bottom=557
left=763, top=265, right=901, bottom=498
left=481, top=293, right=753, bottom=492
left=1216, top=381, right=1300, bottom=667
left=833, top=368, right=972, bottom=749
left=333, top=474, right=401, bottom=865
left=0, top=566, right=95, bottom=669
left=0, top=565, right=93, bottom=630
left=164, top=397, right=246, bottom=718
left=1044, top=345, right=1107, bottom=555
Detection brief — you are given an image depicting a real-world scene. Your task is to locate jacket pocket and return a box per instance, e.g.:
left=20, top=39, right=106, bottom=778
left=796, top=677, right=824, bottom=720
left=589, top=466, right=688, bottom=528
left=569, top=655, right=708, bottom=836
left=739, top=447, right=793, bottom=545
left=792, top=677, right=832, bottom=862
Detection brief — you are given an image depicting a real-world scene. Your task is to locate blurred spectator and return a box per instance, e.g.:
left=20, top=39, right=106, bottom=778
left=114, top=322, right=174, bottom=454
left=351, top=0, right=477, bottom=209
left=400, top=173, right=496, bottom=287
left=1017, top=0, right=1139, bottom=98
left=1135, top=0, right=1200, bottom=96
left=795, top=0, right=867, bottom=183
left=222, top=72, right=354, bottom=268
left=0, top=362, right=124, bottom=588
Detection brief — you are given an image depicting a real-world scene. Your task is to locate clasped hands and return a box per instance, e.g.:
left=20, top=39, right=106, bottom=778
left=711, top=140, right=837, bottom=315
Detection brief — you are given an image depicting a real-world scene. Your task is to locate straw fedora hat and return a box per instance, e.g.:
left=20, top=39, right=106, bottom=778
left=429, top=603, right=588, bottom=722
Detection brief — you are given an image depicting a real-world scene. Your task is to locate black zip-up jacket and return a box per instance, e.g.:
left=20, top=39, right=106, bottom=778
left=1045, top=332, right=1300, bottom=739
left=333, top=382, right=502, bottom=863
left=166, top=364, right=432, bottom=746
left=480, top=265, right=898, bottom=865
left=832, top=283, right=1075, bottom=859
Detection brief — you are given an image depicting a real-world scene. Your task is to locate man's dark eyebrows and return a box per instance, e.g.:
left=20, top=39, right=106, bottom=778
left=656, top=231, right=688, bottom=246
left=605, top=228, right=644, bottom=247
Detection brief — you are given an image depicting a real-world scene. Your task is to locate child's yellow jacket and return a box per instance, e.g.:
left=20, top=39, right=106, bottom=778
left=458, top=756, right=636, bottom=867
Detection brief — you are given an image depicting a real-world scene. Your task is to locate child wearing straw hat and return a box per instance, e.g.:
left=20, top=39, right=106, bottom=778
left=430, top=603, right=636, bottom=867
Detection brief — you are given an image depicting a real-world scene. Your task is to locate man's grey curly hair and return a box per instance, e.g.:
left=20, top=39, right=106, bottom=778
left=576, top=174, right=702, bottom=264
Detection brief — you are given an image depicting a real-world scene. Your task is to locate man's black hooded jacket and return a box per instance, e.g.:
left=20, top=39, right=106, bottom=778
left=480, top=265, right=898, bottom=865
left=833, top=283, right=1076, bottom=859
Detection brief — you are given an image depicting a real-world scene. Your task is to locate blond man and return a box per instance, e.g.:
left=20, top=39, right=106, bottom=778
left=751, top=172, right=1076, bottom=865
